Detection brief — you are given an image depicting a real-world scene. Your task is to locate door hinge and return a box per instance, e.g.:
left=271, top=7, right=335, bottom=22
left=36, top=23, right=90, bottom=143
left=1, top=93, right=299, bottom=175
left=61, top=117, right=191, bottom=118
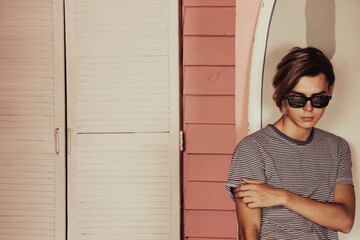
left=179, top=130, right=184, bottom=152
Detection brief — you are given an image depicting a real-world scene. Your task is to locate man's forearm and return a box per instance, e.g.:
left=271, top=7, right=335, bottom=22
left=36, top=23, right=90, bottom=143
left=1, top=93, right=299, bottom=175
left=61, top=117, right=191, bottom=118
left=282, top=188, right=355, bottom=233
left=238, top=226, right=259, bottom=240
left=235, top=197, right=261, bottom=240
left=236, top=179, right=355, bottom=234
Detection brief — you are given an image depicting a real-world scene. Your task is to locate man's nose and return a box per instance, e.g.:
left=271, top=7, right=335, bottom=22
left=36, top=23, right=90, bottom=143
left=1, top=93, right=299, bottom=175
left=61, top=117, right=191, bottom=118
left=303, top=99, right=314, bottom=111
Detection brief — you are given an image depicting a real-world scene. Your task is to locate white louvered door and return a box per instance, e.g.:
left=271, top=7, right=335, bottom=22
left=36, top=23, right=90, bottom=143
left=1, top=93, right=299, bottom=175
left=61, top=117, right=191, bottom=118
left=0, top=1, right=66, bottom=240
left=0, top=0, right=179, bottom=239
left=65, top=0, right=180, bottom=239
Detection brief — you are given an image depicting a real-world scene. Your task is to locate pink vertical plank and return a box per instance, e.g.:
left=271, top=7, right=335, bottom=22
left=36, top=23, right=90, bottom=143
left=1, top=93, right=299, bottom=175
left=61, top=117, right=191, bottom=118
left=235, top=0, right=262, bottom=142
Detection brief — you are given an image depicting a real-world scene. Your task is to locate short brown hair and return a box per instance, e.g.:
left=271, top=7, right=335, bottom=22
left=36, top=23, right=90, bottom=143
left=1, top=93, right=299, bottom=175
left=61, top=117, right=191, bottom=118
left=272, top=47, right=335, bottom=109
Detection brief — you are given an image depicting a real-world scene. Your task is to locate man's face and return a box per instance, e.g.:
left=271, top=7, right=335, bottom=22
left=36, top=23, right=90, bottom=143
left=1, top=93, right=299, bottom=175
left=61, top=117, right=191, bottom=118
left=282, top=73, right=332, bottom=131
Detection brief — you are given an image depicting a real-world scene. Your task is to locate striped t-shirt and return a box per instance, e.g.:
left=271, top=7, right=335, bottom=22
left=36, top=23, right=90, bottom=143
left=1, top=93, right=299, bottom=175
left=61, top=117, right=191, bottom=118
left=225, top=124, right=353, bottom=240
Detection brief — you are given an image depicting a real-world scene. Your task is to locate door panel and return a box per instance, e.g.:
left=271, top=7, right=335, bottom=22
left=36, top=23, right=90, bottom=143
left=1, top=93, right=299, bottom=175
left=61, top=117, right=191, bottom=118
left=65, top=0, right=180, bottom=239
left=0, top=0, right=66, bottom=239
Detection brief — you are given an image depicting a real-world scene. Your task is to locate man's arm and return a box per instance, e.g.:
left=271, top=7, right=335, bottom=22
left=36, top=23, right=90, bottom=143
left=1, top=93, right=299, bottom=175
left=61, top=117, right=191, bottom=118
left=283, top=184, right=355, bottom=233
left=235, top=178, right=355, bottom=233
left=235, top=195, right=261, bottom=240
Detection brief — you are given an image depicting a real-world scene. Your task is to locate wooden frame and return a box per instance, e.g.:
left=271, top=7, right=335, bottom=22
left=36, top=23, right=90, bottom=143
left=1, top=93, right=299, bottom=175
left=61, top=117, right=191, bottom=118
left=64, top=0, right=78, bottom=238
left=169, top=0, right=181, bottom=238
left=53, top=0, right=67, bottom=239
left=248, top=0, right=276, bottom=134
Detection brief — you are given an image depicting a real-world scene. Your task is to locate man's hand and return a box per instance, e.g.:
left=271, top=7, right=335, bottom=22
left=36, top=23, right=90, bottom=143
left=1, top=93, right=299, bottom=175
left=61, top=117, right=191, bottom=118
left=234, top=178, right=288, bottom=208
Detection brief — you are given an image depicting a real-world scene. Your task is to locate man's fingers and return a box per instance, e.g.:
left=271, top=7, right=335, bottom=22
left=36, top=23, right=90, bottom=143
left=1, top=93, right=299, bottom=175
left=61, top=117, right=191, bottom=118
left=234, top=190, right=251, bottom=198
left=247, top=202, right=259, bottom=208
left=242, top=197, right=261, bottom=209
left=235, top=184, right=254, bottom=193
left=242, top=196, right=253, bottom=204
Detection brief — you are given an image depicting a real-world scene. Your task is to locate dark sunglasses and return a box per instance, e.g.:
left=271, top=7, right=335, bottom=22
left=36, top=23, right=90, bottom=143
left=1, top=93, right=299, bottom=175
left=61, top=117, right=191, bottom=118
left=285, top=94, right=332, bottom=108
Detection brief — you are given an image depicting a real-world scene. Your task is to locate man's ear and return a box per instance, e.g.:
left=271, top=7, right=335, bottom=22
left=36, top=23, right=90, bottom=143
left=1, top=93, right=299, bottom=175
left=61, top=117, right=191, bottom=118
left=280, top=100, right=288, bottom=115
left=328, top=85, right=334, bottom=95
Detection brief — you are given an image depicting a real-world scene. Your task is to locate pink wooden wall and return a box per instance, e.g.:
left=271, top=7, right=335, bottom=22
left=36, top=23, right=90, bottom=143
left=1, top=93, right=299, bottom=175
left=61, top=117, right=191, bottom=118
left=182, top=0, right=261, bottom=239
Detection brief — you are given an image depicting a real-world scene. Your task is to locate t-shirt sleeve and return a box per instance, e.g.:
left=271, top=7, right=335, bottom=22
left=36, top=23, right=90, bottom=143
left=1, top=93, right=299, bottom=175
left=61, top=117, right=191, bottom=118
left=336, top=138, right=353, bottom=186
left=224, top=137, right=266, bottom=201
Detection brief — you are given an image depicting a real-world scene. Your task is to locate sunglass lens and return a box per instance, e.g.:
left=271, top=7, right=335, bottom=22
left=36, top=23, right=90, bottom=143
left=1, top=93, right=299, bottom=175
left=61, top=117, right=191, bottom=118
left=288, top=95, right=306, bottom=108
left=312, top=96, right=330, bottom=108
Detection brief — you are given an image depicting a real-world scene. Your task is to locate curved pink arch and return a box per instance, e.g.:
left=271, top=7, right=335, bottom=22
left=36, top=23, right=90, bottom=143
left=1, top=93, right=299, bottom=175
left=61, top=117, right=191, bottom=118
left=235, top=0, right=262, bottom=142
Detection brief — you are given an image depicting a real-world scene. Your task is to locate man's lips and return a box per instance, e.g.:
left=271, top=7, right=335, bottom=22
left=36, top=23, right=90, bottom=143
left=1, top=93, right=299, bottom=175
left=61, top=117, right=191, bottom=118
left=301, top=117, right=314, bottom=121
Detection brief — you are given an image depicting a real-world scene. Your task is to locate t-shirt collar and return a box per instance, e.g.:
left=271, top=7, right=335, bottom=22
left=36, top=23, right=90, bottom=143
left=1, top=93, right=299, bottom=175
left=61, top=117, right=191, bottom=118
left=268, top=124, right=314, bottom=145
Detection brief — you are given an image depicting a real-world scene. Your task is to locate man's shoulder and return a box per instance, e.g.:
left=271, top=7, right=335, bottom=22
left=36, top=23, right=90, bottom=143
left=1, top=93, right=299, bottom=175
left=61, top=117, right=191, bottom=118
left=314, top=127, right=349, bottom=145
left=235, top=125, right=273, bottom=150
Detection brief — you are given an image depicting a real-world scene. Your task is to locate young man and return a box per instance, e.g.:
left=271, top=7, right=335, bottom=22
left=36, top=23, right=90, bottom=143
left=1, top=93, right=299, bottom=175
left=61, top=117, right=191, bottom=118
left=225, top=47, right=355, bottom=239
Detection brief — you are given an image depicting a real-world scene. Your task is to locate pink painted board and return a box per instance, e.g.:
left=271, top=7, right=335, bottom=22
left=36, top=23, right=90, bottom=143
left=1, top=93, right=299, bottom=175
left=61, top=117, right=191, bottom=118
left=184, top=210, right=237, bottom=238
left=184, top=182, right=235, bottom=210
left=183, top=7, right=235, bottom=36
left=184, top=95, right=235, bottom=124
left=184, top=124, right=236, bottom=154
left=183, top=36, right=235, bottom=65
left=187, top=154, right=232, bottom=182
left=183, top=66, right=235, bottom=95
left=183, top=0, right=235, bottom=7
